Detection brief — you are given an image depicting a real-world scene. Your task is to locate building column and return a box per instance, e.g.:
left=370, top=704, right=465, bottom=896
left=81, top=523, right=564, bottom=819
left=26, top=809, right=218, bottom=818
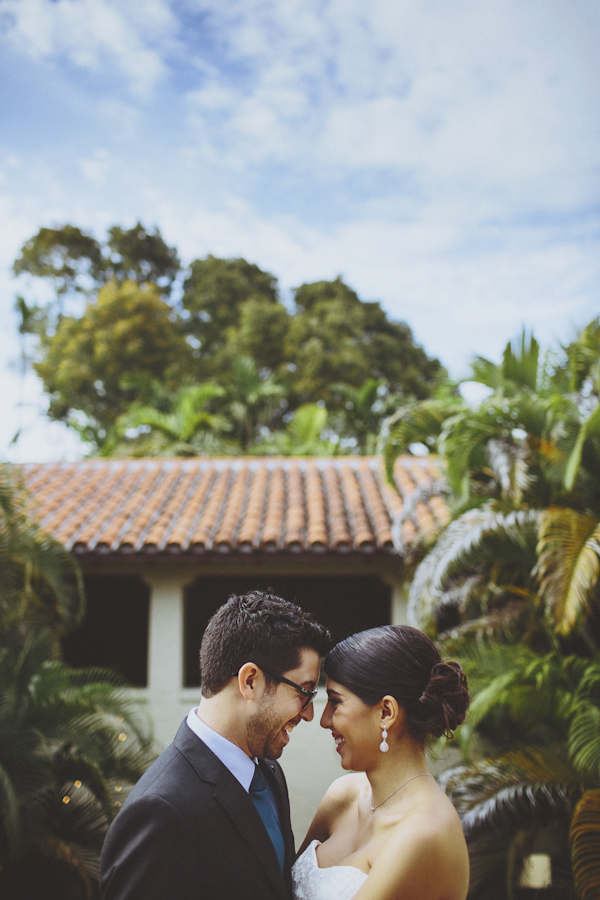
left=145, top=575, right=189, bottom=748
left=389, top=581, right=407, bottom=625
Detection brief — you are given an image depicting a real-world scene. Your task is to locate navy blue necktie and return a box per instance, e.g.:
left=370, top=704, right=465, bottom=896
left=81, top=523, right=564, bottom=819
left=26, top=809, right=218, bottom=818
left=249, top=764, right=285, bottom=871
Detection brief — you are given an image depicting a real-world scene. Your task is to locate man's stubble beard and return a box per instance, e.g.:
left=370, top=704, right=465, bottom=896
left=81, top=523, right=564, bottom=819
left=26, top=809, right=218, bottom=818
left=246, top=691, right=284, bottom=760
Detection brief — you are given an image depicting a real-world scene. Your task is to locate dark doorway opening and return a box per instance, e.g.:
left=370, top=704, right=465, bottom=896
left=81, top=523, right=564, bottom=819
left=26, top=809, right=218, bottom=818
left=184, top=575, right=391, bottom=687
left=62, top=575, right=149, bottom=687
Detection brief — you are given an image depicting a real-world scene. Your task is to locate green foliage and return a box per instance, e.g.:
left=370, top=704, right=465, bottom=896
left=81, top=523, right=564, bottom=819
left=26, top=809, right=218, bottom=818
left=221, top=356, right=287, bottom=451
left=34, top=280, right=192, bottom=446
left=0, top=464, right=84, bottom=645
left=535, top=508, right=600, bottom=636
left=385, top=322, right=600, bottom=645
left=570, top=789, right=600, bottom=900
left=233, top=298, right=291, bottom=373
left=0, top=629, right=155, bottom=899
left=110, top=383, right=228, bottom=457
left=440, top=645, right=600, bottom=899
left=384, top=322, right=600, bottom=897
left=13, top=223, right=179, bottom=302
left=331, top=379, right=399, bottom=454
left=182, top=255, right=280, bottom=362
left=13, top=226, right=104, bottom=299
left=103, top=223, right=180, bottom=291
left=258, top=404, right=338, bottom=456
left=0, top=466, right=155, bottom=898
left=13, top=226, right=443, bottom=455
left=286, top=278, right=442, bottom=407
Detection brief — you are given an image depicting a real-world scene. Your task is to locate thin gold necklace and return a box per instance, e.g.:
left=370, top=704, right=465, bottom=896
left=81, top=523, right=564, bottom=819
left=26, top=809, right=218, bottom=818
left=370, top=773, right=432, bottom=811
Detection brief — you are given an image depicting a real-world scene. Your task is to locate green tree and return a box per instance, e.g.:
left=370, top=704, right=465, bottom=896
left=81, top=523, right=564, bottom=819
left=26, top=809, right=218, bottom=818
left=229, top=297, right=291, bottom=374
left=221, top=357, right=286, bottom=451
left=102, top=223, right=180, bottom=292
left=332, top=378, right=399, bottom=453
left=109, top=383, right=228, bottom=457
left=286, top=278, right=442, bottom=407
left=34, top=280, right=192, bottom=448
left=257, top=404, right=339, bottom=456
left=13, top=227, right=443, bottom=456
left=14, top=223, right=179, bottom=302
left=441, top=643, right=600, bottom=900
left=383, top=326, right=600, bottom=642
left=13, top=226, right=104, bottom=304
left=181, top=255, right=282, bottom=363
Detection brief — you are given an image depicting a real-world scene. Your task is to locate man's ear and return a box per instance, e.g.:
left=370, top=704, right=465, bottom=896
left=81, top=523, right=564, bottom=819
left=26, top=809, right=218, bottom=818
left=236, top=662, right=263, bottom=701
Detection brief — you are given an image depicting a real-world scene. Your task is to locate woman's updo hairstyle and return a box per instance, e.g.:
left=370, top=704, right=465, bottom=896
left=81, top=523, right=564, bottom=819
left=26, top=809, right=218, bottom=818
left=324, top=625, right=469, bottom=743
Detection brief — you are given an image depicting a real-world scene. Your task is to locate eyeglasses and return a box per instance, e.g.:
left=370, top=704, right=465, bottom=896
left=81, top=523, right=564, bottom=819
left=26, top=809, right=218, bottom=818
left=233, top=666, right=318, bottom=710
left=260, top=667, right=318, bottom=710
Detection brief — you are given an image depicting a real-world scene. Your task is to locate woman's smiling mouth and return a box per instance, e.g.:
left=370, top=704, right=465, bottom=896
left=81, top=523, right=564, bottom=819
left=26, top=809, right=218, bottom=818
left=333, top=733, right=345, bottom=752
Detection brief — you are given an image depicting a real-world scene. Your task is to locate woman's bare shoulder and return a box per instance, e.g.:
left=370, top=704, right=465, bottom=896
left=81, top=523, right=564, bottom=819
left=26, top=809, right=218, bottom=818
left=364, top=793, right=469, bottom=900
left=323, top=772, right=365, bottom=805
left=376, top=791, right=468, bottom=893
left=297, top=774, right=366, bottom=855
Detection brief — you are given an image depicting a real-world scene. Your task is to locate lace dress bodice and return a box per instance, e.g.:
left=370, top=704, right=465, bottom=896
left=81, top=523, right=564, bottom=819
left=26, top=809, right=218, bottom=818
left=292, top=840, right=368, bottom=900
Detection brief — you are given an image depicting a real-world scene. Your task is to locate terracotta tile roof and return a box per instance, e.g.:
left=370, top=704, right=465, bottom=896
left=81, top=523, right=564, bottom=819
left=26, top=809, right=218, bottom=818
left=20, top=457, right=449, bottom=557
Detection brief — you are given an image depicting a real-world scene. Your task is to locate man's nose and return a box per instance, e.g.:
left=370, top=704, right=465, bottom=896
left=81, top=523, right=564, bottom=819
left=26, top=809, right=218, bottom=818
left=300, top=700, right=315, bottom=722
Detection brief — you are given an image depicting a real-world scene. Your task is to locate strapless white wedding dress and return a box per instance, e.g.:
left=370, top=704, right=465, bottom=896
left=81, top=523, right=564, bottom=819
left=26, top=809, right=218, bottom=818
left=292, top=840, right=368, bottom=900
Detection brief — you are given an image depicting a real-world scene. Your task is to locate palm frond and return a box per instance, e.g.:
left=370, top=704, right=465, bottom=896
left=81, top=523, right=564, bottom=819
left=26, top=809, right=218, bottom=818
left=441, top=748, right=578, bottom=839
left=485, top=437, right=531, bottom=507
left=535, top=508, right=600, bottom=635
left=469, top=355, right=501, bottom=390
left=565, top=403, right=600, bottom=492
left=570, top=789, right=600, bottom=900
left=567, top=316, right=600, bottom=393
left=569, top=703, right=600, bottom=783
left=382, top=398, right=462, bottom=482
left=502, top=330, right=540, bottom=392
left=407, top=507, right=540, bottom=627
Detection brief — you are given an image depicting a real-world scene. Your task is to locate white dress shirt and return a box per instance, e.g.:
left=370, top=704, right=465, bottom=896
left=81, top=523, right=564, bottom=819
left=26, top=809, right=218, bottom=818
left=185, top=707, right=282, bottom=824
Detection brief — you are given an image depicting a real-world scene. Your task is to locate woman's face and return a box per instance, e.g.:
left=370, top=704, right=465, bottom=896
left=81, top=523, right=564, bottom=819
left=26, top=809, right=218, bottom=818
left=320, top=678, right=381, bottom=771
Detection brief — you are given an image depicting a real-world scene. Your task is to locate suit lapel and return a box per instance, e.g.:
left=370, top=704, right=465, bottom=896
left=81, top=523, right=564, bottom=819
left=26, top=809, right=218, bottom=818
left=213, top=774, right=288, bottom=897
left=175, top=723, right=290, bottom=899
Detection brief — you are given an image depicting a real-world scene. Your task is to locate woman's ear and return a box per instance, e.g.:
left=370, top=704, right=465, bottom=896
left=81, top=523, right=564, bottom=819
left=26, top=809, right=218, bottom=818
left=380, top=695, right=403, bottom=731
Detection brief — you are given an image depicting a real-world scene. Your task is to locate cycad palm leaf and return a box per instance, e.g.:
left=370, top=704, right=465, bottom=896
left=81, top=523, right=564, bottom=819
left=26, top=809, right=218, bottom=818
left=535, top=507, right=600, bottom=635
left=570, top=789, right=600, bottom=900
left=407, top=507, right=539, bottom=626
left=287, top=404, right=327, bottom=451
left=383, top=399, right=461, bottom=481
left=564, top=403, right=600, bottom=491
left=570, top=704, right=600, bottom=784
left=442, top=748, right=577, bottom=838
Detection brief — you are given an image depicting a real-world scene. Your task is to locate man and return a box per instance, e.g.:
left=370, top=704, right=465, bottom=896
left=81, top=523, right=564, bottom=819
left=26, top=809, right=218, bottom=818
left=100, top=590, right=331, bottom=900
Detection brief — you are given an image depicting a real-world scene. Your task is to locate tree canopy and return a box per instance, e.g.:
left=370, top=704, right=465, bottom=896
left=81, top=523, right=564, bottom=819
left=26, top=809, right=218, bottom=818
left=14, top=223, right=443, bottom=455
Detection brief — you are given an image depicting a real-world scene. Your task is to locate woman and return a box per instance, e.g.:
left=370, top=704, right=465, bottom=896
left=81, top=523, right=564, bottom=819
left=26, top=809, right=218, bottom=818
left=292, top=625, right=470, bottom=900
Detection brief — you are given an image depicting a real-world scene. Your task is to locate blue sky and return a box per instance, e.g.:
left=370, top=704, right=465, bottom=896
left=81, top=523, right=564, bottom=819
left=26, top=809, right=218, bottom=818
left=0, top=0, right=599, bottom=461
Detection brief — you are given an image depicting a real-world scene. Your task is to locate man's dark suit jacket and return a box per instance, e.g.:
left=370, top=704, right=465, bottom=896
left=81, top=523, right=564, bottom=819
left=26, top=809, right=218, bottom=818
left=100, top=720, right=295, bottom=900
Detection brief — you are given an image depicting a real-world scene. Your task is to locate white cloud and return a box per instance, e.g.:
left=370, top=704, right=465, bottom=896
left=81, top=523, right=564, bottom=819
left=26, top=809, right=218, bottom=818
left=79, top=149, right=113, bottom=185
left=1, top=0, right=175, bottom=96
left=0, top=0, right=598, bottom=460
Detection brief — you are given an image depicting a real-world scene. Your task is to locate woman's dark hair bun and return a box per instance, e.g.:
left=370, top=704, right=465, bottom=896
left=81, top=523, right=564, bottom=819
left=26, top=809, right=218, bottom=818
left=324, top=625, right=469, bottom=744
left=414, top=660, right=469, bottom=740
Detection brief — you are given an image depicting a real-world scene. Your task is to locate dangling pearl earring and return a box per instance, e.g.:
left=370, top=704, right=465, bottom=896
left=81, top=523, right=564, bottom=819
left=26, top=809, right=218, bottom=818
left=379, top=728, right=389, bottom=752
